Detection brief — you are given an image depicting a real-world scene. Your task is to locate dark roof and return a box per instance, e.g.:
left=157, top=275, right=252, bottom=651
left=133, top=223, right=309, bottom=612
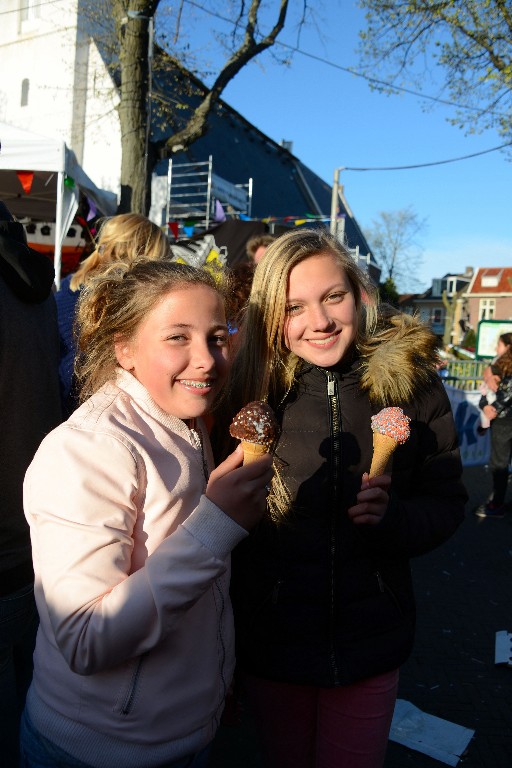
left=151, top=58, right=373, bottom=258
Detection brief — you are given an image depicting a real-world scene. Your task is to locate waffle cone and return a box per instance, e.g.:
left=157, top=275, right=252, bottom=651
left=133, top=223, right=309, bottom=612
left=369, top=433, right=398, bottom=478
left=241, top=441, right=269, bottom=465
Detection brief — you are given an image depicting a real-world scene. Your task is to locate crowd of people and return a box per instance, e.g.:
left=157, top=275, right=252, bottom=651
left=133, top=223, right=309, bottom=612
left=1, top=203, right=508, bottom=768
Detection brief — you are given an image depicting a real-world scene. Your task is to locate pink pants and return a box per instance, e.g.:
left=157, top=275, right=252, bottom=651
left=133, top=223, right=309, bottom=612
left=244, top=669, right=399, bottom=768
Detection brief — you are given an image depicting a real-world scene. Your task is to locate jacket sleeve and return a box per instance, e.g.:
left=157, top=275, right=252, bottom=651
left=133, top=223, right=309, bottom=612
left=360, top=379, right=467, bottom=559
left=493, top=376, right=512, bottom=415
left=24, top=425, right=247, bottom=675
left=478, top=393, right=489, bottom=411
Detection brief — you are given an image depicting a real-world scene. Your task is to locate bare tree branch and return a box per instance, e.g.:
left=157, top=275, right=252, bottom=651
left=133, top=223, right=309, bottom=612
left=164, top=0, right=289, bottom=154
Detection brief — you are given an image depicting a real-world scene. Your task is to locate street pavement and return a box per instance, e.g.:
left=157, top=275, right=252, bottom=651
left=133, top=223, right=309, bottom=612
left=209, top=464, right=512, bottom=767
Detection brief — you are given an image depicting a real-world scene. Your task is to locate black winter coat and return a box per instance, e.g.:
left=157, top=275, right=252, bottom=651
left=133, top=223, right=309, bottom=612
left=231, top=353, right=467, bottom=687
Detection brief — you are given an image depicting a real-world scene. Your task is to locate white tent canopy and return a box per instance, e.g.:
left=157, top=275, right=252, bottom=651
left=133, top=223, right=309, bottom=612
left=0, top=121, right=117, bottom=286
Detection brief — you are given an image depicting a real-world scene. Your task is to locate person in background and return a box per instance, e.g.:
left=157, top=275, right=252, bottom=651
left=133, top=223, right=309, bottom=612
left=227, top=235, right=276, bottom=335
left=476, top=363, right=501, bottom=434
left=214, top=228, right=466, bottom=768
left=246, top=234, right=276, bottom=265
left=0, top=201, right=62, bottom=767
left=476, top=333, right=512, bottom=518
left=55, top=213, right=170, bottom=417
left=21, top=259, right=272, bottom=768
left=227, top=259, right=256, bottom=334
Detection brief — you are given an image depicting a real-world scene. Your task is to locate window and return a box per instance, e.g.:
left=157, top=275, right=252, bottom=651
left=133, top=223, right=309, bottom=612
left=479, top=299, right=495, bottom=321
left=21, top=79, right=29, bottom=107
left=481, top=274, right=500, bottom=288
left=20, top=0, right=40, bottom=23
left=447, top=278, right=457, bottom=296
left=431, top=308, right=444, bottom=324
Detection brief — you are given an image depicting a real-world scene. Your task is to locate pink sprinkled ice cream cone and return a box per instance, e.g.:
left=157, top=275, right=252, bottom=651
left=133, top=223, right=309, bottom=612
left=369, top=407, right=411, bottom=478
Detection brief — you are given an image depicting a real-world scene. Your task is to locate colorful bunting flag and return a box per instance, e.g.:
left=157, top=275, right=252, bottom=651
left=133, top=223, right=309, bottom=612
left=16, top=170, right=34, bottom=195
left=86, top=199, right=97, bottom=221
left=168, top=221, right=179, bottom=240
left=214, top=200, right=226, bottom=223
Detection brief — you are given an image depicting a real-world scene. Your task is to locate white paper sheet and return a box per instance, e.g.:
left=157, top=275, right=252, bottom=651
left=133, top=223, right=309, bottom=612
left=389, top=699, right=475, bottom=766
left=495, top=630, right=512, bottom=666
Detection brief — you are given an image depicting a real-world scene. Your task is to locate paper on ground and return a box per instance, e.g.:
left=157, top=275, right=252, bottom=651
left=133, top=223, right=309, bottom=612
left=389, top=699, right=475, bottom=766
left=495, top=630, right=512, bottom=666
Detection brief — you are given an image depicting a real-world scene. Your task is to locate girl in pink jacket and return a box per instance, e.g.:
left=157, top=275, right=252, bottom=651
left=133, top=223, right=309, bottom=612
left=21, top=259, right=272, bottom=768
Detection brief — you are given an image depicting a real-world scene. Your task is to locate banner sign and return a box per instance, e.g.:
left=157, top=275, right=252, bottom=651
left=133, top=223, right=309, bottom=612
left=476, top=320, right=512, bottom=358
left=444, top=384, right=490, bottom=466
left=211, top=173, right=248, bottom=211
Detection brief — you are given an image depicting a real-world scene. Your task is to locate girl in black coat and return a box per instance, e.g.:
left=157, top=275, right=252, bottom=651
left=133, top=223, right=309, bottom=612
left=216, top=228, right=466, bottom=768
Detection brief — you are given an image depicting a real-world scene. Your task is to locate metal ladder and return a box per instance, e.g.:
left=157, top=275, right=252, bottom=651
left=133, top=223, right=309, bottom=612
left=165, top=156, right=253, bottom=237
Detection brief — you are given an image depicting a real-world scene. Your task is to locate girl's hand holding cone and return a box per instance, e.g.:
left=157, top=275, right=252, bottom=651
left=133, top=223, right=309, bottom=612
left=348, top=407, right=411, bottom=525
left=229, top=401, right=280, bottom=465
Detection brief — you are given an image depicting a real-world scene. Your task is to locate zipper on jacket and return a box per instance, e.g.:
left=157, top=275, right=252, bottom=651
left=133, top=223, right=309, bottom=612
left=375, top=571, right=404, bottom=616
left=119, top=654, right=146, bottom=715
left=325, top=370, right=342, bottom=681
left=327, top=372, right=341, bottom=499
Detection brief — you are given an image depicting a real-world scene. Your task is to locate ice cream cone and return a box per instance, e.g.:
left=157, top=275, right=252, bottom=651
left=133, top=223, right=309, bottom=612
left=241, top=441, right=269, bottom=465
left=369, top=432, right=398, bottom=478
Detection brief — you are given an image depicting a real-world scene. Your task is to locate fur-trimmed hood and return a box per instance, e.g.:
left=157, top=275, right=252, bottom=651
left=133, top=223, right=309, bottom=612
left=358, top=311, right=440, bottom=406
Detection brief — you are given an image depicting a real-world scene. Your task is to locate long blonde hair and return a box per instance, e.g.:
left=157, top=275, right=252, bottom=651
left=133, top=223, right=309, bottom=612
left=70, top=214, right=170, bottom=291
left=228, top=228, right=377, bottom=412
left=216, top=227, right=378, bottom=522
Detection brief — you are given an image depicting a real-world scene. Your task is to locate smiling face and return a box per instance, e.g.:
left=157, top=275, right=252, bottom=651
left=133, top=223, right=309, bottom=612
left=283, top=252, right=358, bottom=368
left=115, top=284, right=230, bottom=420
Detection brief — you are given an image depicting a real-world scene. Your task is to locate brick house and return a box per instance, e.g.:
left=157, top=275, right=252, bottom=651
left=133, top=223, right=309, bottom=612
left=465, top=267, right=512, bottom=328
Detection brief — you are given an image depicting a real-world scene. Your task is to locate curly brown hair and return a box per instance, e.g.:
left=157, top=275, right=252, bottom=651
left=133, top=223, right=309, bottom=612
left=75, top=260, right=229, bottom=402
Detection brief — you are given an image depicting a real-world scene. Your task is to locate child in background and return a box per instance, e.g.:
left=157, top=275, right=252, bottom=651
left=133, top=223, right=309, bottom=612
left=55, top=213, right=170, bottom=417
left=21, top=260, right=273, bottom=768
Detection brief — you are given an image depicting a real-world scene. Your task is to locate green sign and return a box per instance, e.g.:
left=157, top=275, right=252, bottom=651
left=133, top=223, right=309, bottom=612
left=476, top=319, right=512, bottom=358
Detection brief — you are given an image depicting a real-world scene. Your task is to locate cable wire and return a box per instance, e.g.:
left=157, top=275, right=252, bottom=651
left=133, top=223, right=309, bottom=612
left=340, top=142, right=512, bottom=171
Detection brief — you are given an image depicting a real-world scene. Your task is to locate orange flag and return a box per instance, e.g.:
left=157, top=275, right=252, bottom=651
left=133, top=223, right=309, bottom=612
left=16, top=170, right=34, bottom=195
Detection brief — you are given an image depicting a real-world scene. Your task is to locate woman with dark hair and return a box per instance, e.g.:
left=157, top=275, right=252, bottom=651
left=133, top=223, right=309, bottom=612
left=476, top=332, right=512, bottom=518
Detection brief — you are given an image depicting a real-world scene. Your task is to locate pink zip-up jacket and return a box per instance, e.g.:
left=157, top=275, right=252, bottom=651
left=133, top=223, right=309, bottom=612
left=23, top=369, right=247, bottom=768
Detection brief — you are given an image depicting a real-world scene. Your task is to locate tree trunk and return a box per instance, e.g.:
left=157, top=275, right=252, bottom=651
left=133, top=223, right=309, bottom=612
left=118, top=14, right=151, bottom=214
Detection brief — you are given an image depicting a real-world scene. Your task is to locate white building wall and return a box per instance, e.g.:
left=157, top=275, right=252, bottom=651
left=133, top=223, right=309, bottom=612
left=1, top=0, right=121, bottom=201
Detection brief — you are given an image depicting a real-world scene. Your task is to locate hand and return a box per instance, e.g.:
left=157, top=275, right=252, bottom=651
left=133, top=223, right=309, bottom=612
left=483, top=366, right=499, bottom=392
left=483, top=404, right=497, bottom=421
left=206, top=445, right=274, bottom=531
left=347, top=472, right=391, bottom=526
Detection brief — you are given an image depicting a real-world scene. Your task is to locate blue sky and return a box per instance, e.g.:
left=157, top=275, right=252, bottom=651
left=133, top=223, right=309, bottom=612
left=168, top=0, right=512, bottom=291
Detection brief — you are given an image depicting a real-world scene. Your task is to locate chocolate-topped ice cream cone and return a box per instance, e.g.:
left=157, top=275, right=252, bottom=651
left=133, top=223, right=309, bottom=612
left=230, top=401, right=280, bottom=465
